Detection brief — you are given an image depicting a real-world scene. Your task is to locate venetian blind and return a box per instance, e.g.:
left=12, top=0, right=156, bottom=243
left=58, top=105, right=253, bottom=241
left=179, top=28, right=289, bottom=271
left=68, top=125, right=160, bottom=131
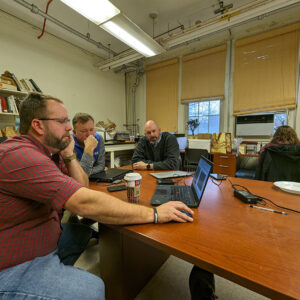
left=233, top=23, right=300, bottom=115
left=181, top=45, right=226, bottom=103
left=146, top=58, right=178, bottom=132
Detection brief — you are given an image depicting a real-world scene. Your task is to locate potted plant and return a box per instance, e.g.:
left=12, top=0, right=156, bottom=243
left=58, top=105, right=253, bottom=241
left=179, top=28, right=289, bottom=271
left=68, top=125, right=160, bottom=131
left=187, top=119, right=200, bottom=138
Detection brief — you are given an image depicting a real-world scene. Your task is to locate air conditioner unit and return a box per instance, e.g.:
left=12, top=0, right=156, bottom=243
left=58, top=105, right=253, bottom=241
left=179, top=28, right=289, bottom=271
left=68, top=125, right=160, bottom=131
left=236, top=114, right=274, bottom=137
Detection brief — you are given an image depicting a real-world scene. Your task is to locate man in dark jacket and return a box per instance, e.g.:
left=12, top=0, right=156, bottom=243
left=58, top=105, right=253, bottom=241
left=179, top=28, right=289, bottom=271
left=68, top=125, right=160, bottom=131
left=132, top=120, right=180, bottom=170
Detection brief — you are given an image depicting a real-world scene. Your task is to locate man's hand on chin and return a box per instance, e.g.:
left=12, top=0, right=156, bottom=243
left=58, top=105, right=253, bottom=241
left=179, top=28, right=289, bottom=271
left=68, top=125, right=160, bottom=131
left=84, top=135, right=98, bottom=156
left=133, top=161, right=147, bottom=170
left=60, top=135, right=75, bottom=157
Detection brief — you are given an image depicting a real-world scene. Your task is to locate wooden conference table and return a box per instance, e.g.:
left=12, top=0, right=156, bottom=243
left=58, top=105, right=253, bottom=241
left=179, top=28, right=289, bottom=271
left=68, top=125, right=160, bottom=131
left=90, top=170, right=300, bottom=300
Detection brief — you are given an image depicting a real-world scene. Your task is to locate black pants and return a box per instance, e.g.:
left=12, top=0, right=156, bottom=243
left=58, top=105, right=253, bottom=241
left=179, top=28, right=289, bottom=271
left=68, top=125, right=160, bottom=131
left=57, top=223, right=93, bottom=266
left=189, top=266, right=216, bottom=300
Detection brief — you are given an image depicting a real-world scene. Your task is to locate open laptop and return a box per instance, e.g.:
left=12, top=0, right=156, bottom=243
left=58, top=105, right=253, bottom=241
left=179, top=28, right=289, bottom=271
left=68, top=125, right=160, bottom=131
left=151, top=156, right=212, bottom=208
left=150, top=170, right=194, bottom=179
left=89, top=168, right=132, bottom=183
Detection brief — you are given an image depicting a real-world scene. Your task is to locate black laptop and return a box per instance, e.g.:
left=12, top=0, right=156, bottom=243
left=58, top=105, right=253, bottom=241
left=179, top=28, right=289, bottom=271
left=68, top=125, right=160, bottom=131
left=89, top=168, right=132, bottom=183
left=151, top=156, right=212, bottom=208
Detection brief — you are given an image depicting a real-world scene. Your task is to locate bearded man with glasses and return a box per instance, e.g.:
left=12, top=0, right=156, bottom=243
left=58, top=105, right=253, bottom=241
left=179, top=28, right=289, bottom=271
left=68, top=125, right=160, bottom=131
left=0, top=93, right=193, bottom=300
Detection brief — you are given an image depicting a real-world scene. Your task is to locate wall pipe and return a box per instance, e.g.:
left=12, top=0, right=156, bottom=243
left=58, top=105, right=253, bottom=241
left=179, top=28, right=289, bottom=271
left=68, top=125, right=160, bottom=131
left=12, top=0, right=117, bottom=56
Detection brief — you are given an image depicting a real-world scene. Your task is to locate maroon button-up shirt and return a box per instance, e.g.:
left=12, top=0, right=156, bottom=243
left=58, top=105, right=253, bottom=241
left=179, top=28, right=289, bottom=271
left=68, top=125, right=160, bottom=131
left=0, top=135, right=82, bottom=270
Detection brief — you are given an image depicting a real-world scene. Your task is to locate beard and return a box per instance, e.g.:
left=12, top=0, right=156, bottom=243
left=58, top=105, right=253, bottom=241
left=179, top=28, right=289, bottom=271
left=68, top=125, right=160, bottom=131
left=150, top=137, right=157, bottom=143
left=44, top=130, right=70, bottom=150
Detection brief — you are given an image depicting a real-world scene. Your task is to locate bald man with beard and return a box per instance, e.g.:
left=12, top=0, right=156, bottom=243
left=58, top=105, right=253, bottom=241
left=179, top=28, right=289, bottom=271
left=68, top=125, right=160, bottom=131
left=132, top=120, right=180, bottom=170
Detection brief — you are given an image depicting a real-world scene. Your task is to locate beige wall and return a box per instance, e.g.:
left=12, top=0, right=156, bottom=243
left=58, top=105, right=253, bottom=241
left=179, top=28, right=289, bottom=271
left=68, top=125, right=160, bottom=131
left=0, top=10, right=125, bottom=130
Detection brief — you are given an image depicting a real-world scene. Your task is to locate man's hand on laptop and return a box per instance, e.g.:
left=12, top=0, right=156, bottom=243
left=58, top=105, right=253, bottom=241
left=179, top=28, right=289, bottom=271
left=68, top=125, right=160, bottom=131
left=157, top=201, right=194, bottom=223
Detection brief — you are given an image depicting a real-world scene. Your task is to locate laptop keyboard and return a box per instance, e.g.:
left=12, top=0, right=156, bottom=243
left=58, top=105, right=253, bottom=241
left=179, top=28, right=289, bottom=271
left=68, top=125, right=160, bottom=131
left=170, top=186, right=192, bottom=205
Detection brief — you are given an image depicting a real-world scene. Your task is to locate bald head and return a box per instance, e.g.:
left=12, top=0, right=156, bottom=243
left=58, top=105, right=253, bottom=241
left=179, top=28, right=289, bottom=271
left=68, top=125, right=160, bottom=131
left=144, top=120, right=161, bottom=143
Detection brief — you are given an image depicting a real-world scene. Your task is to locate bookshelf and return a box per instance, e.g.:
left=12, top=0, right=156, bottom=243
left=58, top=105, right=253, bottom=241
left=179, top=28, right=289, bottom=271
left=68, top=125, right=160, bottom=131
left=0, top=88, right=26, bottom=117
left=0, top=88, right=26, bottom=133
left=0, top=88, right=28, bottom=98
left=0, top=72, right=43, bottom=137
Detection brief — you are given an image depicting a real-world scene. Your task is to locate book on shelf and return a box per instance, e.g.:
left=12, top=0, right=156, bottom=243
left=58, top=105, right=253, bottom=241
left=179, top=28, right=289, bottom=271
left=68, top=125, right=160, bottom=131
left=7, top=96, right=19, bottom=114
left=0, top=75, right=17, bottom=88
left=20, top=79, right=30, bottom=91
left=10, top=73, right=23, bottom=91
left=0, top=82, right=18, bottom=91
left=29, top=79, right=42, bottom=93
left=0, top=96, right=8, bottom=112
left=0, top=77, right=13, bottom=85
left=6, top=96, right=14, bottom=113
left=1, top=70, right=42, bottom=93
left=1, top=71, right=24, bottom=91
left=24, top=78, right=35, bottom=92
left=0, top=95, right=20, bottom=114
left=14, top=97, right=21, bottom=112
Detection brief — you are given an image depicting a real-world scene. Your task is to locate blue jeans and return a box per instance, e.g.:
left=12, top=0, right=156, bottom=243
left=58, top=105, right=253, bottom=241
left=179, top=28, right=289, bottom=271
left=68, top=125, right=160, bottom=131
left=0, top=250, right=105, bottom=300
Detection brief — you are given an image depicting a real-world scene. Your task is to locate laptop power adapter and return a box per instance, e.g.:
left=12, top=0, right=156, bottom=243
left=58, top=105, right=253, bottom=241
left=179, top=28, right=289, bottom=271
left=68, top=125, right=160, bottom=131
left=234, top=190, right=260, bottom=204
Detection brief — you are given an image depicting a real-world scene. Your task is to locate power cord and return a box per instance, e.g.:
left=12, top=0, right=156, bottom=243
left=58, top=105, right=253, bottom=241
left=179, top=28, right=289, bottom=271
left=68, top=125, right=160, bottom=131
left=210, top=177, right=224, bottom=187
left=227, top=178, right=300, bottom=214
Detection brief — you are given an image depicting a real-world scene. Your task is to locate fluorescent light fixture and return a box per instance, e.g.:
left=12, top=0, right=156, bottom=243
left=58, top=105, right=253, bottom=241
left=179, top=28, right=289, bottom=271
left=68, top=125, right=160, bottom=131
left=101, top=14, right=166, bottom=57
left=60, top=0, right=120, bottom=25
left=96, top=50, right=144, bottom=71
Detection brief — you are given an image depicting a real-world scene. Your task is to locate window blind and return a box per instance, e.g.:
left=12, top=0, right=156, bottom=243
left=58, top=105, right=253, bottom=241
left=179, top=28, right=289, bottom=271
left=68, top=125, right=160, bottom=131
left=181, top=45, right=226, bottom=103
left=146, top=58, right=178, bottom=132
left=233, top=23, right=300, bottom=115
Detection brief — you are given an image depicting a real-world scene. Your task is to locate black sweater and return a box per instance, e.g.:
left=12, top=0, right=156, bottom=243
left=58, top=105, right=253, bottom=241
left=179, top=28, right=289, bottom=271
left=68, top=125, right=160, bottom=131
left=132, top=132, right=180, bottom=170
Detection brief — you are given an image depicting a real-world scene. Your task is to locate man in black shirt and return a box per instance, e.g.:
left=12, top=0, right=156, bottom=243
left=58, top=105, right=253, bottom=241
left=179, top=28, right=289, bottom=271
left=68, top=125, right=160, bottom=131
left=132, top=120, right=216, bottom=299
left=132, top=120, right=180, bottom=170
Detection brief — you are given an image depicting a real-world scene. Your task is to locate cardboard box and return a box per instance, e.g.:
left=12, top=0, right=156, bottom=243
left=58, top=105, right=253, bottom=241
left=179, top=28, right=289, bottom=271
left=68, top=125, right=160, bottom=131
left=188, top=139, right=211, bottom=152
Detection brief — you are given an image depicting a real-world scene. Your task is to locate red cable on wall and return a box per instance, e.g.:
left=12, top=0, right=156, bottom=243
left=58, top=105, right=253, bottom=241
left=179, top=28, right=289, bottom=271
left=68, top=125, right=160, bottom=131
left=37, top=0, right=53, bottom=39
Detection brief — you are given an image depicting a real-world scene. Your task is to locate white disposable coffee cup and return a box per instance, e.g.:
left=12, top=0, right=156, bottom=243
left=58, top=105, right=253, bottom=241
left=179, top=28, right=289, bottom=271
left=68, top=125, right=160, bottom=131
left=124, top=172, right=142, bottom=203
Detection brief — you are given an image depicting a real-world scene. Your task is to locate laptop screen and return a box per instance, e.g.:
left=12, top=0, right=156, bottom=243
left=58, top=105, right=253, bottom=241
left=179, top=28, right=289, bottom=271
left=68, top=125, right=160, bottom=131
left=192, top=156, right=212, bottom=200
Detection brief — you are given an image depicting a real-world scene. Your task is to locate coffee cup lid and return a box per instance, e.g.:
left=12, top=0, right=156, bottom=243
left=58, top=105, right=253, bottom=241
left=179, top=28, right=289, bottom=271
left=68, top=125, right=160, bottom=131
left=124, top=172, right=142, bottom=181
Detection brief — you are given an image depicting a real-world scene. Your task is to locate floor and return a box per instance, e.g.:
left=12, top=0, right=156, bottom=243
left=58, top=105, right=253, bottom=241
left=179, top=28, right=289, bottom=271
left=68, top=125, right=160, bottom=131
left=75, top=241, right=269, bottom=300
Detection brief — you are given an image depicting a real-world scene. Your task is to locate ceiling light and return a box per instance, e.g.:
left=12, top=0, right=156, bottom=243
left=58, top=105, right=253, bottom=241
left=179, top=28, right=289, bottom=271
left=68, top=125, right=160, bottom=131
left=60, top=0, right=120, bottom=25
left=101, top=14, right=165, bottom=57
left=96, top=50, right=144, bottom=71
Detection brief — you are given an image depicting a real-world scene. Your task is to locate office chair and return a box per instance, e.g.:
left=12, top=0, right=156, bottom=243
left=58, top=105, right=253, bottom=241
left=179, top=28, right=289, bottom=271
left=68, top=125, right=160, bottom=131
left=255, top=145, right=300, bottom=182
left=183, top=148, right=209, bottom=171
left=235, top=156, right=258, bottom=179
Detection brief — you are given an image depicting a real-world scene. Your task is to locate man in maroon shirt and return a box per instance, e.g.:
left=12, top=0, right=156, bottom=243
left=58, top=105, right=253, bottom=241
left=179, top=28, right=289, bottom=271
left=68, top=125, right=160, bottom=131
left=0, top=93, right=193, bottom=300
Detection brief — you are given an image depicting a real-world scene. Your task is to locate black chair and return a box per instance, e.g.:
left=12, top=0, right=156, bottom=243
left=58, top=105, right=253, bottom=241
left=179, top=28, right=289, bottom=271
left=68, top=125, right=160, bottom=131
left=235, top=155, right=258, bottom=180
left=183, top=148, right=209, bottom=171
left=256, top=145, right=300, bottom=182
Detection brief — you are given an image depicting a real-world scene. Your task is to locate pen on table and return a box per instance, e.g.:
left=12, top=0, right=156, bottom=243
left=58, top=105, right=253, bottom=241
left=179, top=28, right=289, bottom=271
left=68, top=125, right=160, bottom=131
left=249, top=205, right=287, bottom=215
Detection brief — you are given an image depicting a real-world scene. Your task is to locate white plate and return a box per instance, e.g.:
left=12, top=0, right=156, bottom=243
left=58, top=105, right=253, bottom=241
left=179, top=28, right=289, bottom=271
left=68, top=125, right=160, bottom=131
left=273, top=181, right=300, bottom=195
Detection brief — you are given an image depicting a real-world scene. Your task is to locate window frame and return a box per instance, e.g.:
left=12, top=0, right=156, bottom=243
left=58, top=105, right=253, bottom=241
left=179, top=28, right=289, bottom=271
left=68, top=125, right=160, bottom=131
left=186, top=99, right=221, bottom=135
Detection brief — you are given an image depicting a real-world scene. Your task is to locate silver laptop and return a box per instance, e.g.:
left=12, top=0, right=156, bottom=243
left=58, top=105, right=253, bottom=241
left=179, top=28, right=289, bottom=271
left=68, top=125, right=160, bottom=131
left=150, top=170, right=194, bottom=179
left=151, top=156, right=212, bottom=208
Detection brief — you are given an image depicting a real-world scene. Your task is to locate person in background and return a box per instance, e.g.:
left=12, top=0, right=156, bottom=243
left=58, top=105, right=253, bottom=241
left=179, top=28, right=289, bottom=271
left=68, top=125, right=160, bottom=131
left=132, top=120, right=180, bottom=170
left=72, top=112, right=105, bottom=176
left=259, top=125, right=300, bottom=156
left=0, top=94, right=193, bottom=300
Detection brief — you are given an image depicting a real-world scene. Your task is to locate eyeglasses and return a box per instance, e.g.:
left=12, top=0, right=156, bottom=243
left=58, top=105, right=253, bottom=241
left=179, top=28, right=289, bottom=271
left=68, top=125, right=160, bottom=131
left=38, top=118, right=70, bottom=124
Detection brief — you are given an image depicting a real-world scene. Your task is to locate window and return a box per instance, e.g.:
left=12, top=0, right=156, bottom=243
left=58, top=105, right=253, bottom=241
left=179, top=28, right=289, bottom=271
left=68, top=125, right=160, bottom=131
left=188, top=100, right=220, bottom=135
left=274, top=112, right=287, bottom=133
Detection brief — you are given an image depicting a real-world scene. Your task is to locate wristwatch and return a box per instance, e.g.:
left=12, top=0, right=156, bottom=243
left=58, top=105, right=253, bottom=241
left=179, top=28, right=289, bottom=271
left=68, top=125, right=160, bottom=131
left=63, top=153, right=77, bottom=163
left=147, top=163, right=151, bottom=170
